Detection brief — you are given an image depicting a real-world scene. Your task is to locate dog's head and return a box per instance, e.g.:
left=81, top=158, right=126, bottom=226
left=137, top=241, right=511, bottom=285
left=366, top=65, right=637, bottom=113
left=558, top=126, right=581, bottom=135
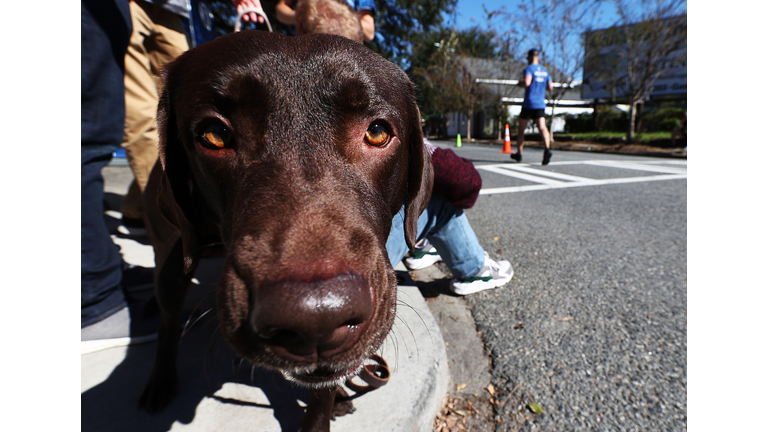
left=156, top=31, right=432, bottom=386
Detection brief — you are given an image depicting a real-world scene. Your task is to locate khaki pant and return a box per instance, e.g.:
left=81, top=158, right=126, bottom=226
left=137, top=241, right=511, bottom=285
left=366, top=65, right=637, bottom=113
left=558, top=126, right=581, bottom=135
left=121, top=0, right=188, bottom=220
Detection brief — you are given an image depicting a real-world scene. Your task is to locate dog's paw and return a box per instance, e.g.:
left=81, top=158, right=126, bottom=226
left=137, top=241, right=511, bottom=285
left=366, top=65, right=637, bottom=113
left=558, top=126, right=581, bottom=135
left=138, top=371, right=178, bottom=413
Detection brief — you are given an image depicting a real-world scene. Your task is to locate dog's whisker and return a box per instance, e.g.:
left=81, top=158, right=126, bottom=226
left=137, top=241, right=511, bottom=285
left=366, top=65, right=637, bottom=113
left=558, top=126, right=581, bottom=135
left=182, top=307, right=214, bottom=337
left=395, top=299, right=436, bottom=352
left=391, top=314, right=418, bottom=363
left=194, top=241, right=228, bottom=253
left=384, top=329, right=401, bottom=373
left=378, top=329, right=397, bottom=372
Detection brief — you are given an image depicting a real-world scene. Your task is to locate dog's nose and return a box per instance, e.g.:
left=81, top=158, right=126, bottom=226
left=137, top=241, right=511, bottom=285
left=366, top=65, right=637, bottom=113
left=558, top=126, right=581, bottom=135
left=250, top=273, right=372, bottom=360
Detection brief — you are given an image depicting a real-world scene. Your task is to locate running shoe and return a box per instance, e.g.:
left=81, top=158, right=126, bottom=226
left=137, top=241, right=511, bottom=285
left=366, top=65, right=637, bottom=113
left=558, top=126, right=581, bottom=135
left=403, top=239, right=443, bottom=270
left=451, top=252, right=513, bottom=295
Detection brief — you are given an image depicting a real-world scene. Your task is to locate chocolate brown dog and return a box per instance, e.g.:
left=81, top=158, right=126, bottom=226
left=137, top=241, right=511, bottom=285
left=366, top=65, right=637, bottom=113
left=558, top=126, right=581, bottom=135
left=138, top=31, right=432, bottom=432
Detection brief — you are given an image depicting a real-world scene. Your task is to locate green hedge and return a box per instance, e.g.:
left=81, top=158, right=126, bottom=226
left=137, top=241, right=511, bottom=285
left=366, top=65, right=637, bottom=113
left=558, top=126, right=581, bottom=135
left=563, top=106, right=629, bottom=133
left=640, top=107, right=686, bottom=132
left=563, top=105, right=685, bottom=134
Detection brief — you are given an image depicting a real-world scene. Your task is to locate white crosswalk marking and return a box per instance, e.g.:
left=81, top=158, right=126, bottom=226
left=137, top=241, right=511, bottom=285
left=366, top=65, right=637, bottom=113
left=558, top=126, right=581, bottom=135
left=477, top=160, right=686, bottom=195
left=478, top=165, right=566, bottom=185
left=582, top=160, right=687, bottom=174
left=497, top=165, right=599, bottom=183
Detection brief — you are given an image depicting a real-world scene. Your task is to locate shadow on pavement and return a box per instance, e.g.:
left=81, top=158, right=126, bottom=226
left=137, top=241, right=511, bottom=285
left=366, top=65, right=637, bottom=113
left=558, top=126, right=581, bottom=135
left=395, top=269, right=458, bottom=299
left=82, top=257, right=311, bottom=432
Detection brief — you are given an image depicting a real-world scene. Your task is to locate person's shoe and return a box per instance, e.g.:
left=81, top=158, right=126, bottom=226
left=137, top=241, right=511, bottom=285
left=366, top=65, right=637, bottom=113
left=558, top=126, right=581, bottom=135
left=404, top=239, right=443, bottom=270
left=542, top=149, right=553, bottom=166
left=117, top=216, right=148, bottom=238
left=451, top=252, right=513, bottom=295
left=80, top=285, right=160, bottom=355
left=510, top=152, right=522, bottom=162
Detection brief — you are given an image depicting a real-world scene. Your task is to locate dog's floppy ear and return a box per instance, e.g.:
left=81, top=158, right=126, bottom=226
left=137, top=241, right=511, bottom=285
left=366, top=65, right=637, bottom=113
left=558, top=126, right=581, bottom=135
left=403, top=104, right=433, bottom=251
left=154, top=68, right=199, bottom=274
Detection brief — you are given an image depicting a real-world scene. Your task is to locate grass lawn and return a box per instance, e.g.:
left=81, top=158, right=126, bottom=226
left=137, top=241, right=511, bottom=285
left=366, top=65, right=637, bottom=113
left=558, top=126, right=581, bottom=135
left=554, top=131, right=671, bottom=142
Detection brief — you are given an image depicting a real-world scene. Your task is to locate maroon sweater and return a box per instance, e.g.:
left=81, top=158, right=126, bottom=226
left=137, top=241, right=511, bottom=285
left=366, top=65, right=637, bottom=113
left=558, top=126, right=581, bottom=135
left=430, top=147, right=482, bottom=209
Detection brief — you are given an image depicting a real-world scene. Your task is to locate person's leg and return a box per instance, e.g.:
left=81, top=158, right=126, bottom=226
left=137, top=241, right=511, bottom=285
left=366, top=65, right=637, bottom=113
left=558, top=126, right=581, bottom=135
left=386, top=206, right=425, bottom=268
left=81, top=145, right=125, bottom=327
left=511, top=116, right=528, bottom=162
left=516, top=117, right=529, bottom=154
left=386, top=195, right=513, bottom=294
left=146, top=5, right=190, bottom=73
left=421, top=197, right=484, bottom=279
left=81, top=0, right=131, bottom=327
left=536, top=115, right=550, bottom=149
left=386, top=194, right=484, bottom=278
left=120, top=0, right=161, bottom=225
left=120, top=1, right=189, bottom=227
left=536, top=114, right=553, bottom=165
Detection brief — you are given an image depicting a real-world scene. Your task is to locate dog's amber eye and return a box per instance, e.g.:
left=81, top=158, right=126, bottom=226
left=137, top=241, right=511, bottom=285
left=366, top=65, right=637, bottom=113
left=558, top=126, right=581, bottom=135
left=365, top=123, right=390, bottom=146
left=200, top=124, right=231, bottom=149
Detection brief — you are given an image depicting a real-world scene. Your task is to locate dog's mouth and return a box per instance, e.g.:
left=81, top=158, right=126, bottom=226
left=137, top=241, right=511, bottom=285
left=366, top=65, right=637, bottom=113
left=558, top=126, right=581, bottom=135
left=282, top=362, right=363, bottom=388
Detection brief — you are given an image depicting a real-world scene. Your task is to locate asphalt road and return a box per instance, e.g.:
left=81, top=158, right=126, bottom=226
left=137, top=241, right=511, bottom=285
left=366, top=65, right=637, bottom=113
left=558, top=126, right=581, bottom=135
left=428, top=140, right=687, bottom=431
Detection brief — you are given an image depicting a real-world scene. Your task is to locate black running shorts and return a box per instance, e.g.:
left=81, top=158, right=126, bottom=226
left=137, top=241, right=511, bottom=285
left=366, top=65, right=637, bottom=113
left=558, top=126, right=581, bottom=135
left=519, top=108, right=545, bottom=120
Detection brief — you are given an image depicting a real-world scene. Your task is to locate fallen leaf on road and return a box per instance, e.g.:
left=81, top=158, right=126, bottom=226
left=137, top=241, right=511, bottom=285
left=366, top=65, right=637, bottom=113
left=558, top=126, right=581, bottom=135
left=528, top=402, right=544, bottom=414
left=486, top=384, right=496, bottom=395
left=456, top=383, right=467, bottom=391
left=493, top=237, right=500, bottom=241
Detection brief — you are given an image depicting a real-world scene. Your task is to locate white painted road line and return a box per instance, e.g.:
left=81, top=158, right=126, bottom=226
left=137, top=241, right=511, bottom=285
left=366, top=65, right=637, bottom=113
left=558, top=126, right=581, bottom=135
left=477, top=165, right=565, bottom=185
left=479, top=164, right=599, bottom=184
left=583, top=160, right=687, bottom=174
left=476, top=159, right=687, bottom=195
left=479, top=173, right=687, bottom=195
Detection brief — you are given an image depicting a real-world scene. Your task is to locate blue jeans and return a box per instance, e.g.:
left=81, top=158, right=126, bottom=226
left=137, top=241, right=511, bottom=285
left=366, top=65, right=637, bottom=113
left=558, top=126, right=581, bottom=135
left=386, top=194, right=484, bottom=279
left=81, top=0, right=132, bottom=327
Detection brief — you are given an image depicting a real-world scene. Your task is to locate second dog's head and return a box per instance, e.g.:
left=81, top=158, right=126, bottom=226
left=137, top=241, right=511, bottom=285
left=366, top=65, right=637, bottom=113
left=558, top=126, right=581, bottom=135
left=156, top=31, right=432, bottom=386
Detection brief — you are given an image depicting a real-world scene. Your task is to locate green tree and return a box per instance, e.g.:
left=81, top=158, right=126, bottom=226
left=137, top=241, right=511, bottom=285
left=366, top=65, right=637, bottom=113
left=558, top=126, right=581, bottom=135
left=411, top=28, right=499, bottom=140
left=584, top=1, right=686, bottom=142
left=409, top=26, right=498, bottom=117
left=369, top=0, right=458, bottom=69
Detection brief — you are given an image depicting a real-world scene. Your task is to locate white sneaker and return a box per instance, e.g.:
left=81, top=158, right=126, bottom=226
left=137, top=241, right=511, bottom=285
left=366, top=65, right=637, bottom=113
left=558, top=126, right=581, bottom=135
left=451, top=252, right=513, bottom=295
left=404, top=239, right=443, bottom=270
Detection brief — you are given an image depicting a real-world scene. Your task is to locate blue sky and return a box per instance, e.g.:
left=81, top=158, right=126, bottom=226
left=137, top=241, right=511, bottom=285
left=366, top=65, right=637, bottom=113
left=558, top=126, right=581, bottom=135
left=448, top=1, right=686, bottom=77
left=451, top=0, right=620, bottom=31
left=450, top=1, right=687, bottom=31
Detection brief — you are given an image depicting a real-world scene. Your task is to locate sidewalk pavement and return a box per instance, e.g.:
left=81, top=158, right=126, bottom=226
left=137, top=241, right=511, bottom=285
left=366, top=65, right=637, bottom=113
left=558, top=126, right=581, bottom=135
left=82, top=164, right=450, bottom=432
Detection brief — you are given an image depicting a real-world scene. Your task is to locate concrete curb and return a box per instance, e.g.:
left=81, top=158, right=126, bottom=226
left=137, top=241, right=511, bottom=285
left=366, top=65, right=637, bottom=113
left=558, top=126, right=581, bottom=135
left=83, top=166, right=450, bottom=431
left=81, top=281, right=449, bottom=432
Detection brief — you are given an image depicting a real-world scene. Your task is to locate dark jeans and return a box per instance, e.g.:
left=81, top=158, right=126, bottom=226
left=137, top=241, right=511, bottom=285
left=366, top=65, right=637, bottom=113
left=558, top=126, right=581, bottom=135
left=81, top=0, right=132, bottom=327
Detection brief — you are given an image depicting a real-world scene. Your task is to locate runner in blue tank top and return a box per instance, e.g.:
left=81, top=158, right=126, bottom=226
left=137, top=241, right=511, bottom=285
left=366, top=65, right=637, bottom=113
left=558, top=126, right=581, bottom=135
left=511, top=49, right=555, bottom=165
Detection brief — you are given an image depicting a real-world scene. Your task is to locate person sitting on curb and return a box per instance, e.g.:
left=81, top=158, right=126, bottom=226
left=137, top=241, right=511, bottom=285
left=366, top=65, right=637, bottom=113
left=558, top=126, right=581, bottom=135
left=389, top=139, right=514, bottom=295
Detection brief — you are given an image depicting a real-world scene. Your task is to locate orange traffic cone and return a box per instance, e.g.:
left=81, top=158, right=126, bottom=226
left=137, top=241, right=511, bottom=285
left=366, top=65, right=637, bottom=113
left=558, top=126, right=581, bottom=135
left=500, top=123, right=513, bottom=153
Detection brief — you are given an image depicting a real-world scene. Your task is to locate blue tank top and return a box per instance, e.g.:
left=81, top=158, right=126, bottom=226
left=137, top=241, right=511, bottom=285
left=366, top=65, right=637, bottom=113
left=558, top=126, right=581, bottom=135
left=522, top=64, right=551, bottom=110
